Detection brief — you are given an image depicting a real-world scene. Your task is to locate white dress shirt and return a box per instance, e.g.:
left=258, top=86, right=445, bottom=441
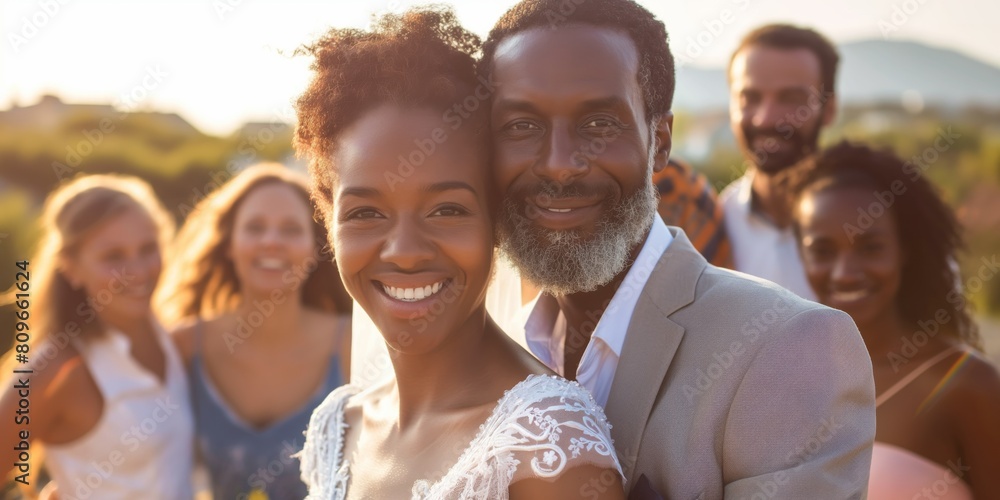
left=514, top=215, right=673, bottom=406
left=718, top=172, right=817, bottom=301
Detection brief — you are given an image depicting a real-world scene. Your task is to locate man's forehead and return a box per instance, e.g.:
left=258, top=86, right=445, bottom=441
left=491, top=24, right=643, bottom=108
left=493, top=24, right=640, bottom=80
left=730, top=45, right=822, bottom=89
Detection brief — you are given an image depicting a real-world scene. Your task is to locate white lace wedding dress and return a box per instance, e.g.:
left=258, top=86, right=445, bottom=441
left=299, top=374, right=623, bottom=499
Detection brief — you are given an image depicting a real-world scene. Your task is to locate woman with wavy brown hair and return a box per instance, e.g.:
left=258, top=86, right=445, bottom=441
left=0, top=174, right=194, bottom=499
left=156, top=163, right=351, bottom=500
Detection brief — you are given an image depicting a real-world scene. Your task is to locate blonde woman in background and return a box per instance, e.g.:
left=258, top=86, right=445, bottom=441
left=156, top=163, right=351, bottom=500
left=0, top=174, right=194, bottom=499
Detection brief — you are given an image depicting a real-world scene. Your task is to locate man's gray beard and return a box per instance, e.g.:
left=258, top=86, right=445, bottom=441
left=497, top=177, right=659, bottom=296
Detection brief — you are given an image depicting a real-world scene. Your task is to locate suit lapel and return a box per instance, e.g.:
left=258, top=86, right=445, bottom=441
left=605, top=228, right=707, bottom=482
left=606, top=296, right=683, bottom=481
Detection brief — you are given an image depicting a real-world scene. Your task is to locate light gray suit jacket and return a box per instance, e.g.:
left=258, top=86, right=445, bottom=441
left=606, top=228, right=875, bottom=499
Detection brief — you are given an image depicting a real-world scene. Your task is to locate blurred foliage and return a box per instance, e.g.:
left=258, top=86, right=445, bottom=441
left=0, top=111, right=295, bottom=213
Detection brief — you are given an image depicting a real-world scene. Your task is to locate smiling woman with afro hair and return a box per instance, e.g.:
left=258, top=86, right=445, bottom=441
left=293, top=6, right=626, bottom=500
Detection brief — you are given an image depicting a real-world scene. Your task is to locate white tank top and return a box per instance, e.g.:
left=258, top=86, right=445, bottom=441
left=43, top=324, right=195, bottom=499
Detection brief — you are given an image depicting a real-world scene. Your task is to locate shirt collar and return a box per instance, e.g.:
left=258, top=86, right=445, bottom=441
left=596, top=213, right=672, bottom=357
left=731, top=170, right=788, bottom=228
left=734, top=170, right=754, bottom=215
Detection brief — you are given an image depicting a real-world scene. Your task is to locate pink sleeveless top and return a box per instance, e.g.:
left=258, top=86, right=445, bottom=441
left=869, top=443, right=972, bottom=499
left=868, top=346, right=972, bottom=499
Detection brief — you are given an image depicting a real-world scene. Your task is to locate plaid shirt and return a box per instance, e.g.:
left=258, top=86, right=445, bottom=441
left=652, top=157, right=733, bottom=268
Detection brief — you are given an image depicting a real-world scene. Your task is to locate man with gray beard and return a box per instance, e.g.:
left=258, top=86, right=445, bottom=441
left=498, top=165, right=659, bottom=296
left=482, top=0, right=876, bottom=498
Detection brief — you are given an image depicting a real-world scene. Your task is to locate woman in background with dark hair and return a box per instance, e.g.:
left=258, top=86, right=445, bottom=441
left=791, top=141, right=1000, bottom=498
left=156, top=163, right=351, bottom=500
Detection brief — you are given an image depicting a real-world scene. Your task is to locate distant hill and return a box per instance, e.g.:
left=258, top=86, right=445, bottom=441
left=673, top=39, right=1000, bottom=110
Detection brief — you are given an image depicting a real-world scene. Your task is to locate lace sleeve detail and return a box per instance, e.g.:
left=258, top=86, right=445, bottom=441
left=297, top=384, right=359, bottom=500
left=499, top=376, right=623, bottom=485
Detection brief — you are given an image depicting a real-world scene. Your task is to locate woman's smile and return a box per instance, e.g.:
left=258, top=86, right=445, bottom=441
left=378, top=279, right=450, bottom=302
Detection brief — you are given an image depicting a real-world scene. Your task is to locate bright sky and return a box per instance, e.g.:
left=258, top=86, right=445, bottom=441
left=2, top=0, right=996, bottom=135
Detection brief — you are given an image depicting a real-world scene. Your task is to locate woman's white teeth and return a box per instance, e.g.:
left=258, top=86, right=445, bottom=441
left=383, top=281, right=446, bottom=302
left=831, top=289, right=870, bottom=302
left=257, top=257, right=287, bottom=270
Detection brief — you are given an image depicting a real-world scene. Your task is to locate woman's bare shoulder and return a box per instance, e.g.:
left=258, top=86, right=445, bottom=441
left=167, top=317, right=200, bottom=362
left=169, top=314, right=237, bottom=361
left=943, top=351, right=1000, bottom=411
left=925, top=348, right=1000, bottom=444
left=14, top=340, right=98, bottom=426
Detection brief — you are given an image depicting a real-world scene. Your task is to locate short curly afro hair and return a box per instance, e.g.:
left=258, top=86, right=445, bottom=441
left=479, top=0, right=675, bottom=118
left=294, top=6, right=483, bottom=223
